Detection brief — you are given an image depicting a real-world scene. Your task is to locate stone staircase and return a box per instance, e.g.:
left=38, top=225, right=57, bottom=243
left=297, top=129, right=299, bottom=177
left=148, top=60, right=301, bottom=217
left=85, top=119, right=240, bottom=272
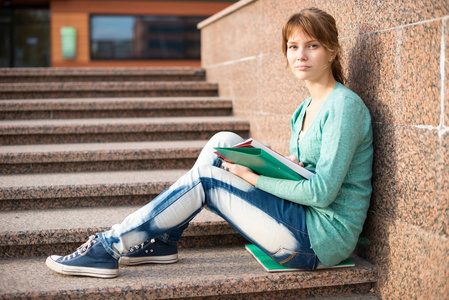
left=0, top=67, right=378, bottom=299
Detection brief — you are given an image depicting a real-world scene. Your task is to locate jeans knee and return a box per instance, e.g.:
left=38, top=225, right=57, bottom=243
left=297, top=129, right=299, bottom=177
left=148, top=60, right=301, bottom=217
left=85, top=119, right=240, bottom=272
left=209, top=131, right=243, bottom=147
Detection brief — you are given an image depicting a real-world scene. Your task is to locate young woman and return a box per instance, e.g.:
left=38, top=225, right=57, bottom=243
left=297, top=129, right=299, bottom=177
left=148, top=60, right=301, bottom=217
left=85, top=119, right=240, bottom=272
left=46, top=7, right=373, bottom=278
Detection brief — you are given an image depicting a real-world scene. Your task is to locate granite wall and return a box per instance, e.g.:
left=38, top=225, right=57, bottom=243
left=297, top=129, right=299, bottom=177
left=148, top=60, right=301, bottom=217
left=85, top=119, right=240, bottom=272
left=199, top=0, right=448, bottom=299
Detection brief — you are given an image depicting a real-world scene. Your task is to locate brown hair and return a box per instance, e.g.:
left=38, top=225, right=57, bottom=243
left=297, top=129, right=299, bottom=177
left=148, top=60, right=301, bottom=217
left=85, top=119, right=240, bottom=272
left=282, top=7, right=346, bottom=85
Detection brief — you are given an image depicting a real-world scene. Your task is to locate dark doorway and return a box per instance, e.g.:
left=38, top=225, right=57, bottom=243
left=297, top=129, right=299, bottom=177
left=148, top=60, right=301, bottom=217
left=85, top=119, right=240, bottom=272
left=0, top=5, right=50, bottom=67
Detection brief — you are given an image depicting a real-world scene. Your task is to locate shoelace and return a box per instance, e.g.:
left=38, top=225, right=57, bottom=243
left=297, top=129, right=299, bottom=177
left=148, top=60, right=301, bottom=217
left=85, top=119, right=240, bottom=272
left=129, top=238, right=155, bottom=252
left=62, top=235, right=96, bottom=261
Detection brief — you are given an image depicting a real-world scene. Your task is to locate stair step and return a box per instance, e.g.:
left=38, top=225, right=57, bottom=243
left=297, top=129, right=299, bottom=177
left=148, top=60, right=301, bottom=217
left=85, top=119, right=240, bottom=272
left=0, top=140, right=207, bottom=174
left=0, top=247, right=377, bottom=299
left=0, top=97, right=233, bottom=120
left=0, top=67, right=206, bottom=83
left=0, top=81, right=218, bottom=99
left=310, top=295, right=380, bottom=300
left=0, top=169, right=187, bottom=210
left=0, top=208, right=245, bottom=258
left=0, top=116, right=250, bottom=145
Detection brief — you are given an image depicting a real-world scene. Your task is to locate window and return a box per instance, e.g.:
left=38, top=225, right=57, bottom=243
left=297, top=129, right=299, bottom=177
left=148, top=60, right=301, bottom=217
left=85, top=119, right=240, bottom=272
left=90, top=15, right=205, bottom=60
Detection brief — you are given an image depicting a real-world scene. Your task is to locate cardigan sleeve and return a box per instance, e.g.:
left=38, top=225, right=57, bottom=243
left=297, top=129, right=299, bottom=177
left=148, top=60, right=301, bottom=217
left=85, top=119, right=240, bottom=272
left=255, top=96, right=367, bottom=208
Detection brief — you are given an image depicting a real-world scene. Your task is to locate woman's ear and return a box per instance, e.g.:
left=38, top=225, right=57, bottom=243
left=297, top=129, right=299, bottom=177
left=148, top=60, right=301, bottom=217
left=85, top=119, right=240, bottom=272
left=329, top=51, right=338, bottom=63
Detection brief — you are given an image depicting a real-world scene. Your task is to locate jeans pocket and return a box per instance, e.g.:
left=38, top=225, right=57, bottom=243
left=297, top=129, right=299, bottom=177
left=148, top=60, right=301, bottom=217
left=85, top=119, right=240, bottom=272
left=269, top=246, right=318, bottom=270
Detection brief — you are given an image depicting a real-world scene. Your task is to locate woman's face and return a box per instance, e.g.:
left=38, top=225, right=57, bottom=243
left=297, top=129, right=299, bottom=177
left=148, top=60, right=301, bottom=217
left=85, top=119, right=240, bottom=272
left=286, top=29, right=334, bottom=83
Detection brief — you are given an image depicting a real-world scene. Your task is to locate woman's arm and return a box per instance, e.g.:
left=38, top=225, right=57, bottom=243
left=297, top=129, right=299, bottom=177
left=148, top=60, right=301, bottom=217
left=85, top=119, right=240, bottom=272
left=255, top=97, right=371, bottom=208
left=222, top=162, right=260, bottom=186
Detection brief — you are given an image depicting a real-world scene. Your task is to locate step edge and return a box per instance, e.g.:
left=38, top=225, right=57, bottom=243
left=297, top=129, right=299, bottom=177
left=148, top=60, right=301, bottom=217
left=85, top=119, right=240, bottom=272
left=0, top=146, right=203, bottom=164
left=0, top=81, right=218, bottom=92
left=0, top=179, right=176, bottom=200
left=0, top=98, right=233, bottom=111
left=0, top=67, right=206, bottom=77
left=0, top=250, right=377, bottom=299
left=0, top=118, right=250, bottom=135
left=0, top=221, right=237, bottom=246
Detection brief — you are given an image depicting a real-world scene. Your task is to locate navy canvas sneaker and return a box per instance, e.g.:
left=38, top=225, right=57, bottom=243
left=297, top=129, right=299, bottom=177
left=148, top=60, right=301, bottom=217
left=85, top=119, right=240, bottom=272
left=119, top=238, right=178, bottom=266
left=46, top=235, right=119, bottom=278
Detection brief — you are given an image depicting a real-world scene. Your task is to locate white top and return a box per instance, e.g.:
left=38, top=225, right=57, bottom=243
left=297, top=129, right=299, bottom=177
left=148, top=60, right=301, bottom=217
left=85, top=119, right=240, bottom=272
left=298, top=130, right=306, bottom=143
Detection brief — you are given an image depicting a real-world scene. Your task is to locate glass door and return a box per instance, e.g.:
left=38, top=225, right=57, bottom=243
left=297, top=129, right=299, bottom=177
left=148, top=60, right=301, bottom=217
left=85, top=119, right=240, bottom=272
left=0, top=7, right=50, bottom=67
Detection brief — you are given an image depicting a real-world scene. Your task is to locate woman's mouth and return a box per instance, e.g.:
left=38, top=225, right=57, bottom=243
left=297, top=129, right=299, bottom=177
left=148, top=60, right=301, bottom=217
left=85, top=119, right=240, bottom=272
left=296, top=65, right=310, bottom=71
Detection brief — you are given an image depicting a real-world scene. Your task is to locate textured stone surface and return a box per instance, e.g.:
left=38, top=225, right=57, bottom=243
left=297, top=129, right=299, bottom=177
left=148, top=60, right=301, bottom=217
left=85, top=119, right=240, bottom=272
left=440, top=132, right=449, bottom=236
left=201, top=1, right=262, bottom=66
left=0, top=116, right=250, bottom=145
left=0, top=169, right=186, bottom=200
left=346, top=30, right=401, bottom=125
left=0, top=81, right=219, bottom=99
left=230, top=57, right=259, bottom=113
left=0, top=140, right=205, bottom=174
left=0, top=247, right=376, bottom=299
left=0, top=67, right=206, bottom=83
left=0, top=97, right=233, bottom=120
left=0, top=208, right=246, bottom=258
left=399, top=21, right=441, bottom=126
left=370, top=125, right=445, bottom=234
left=360, top=212, right=449, bottom=300
left=445, top=17, right=449, bottom=126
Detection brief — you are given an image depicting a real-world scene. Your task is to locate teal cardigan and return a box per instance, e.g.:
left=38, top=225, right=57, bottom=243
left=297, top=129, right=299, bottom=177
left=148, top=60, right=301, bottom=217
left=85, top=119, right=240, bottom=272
left=256, top=82, right=373, bottom=267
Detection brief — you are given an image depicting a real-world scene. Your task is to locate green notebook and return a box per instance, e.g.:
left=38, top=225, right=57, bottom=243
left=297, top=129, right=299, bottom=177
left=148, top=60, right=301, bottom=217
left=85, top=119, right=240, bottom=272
left=245, top=244, right=355, bottom=273
left=214, top=147, right=309, bottom=180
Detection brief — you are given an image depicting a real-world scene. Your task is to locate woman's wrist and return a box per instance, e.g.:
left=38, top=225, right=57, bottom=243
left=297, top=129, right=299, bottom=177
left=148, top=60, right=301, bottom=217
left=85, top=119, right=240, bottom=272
left=244, top=173, right=260, bottom=186
left=222, top=162, right=259, bottom=186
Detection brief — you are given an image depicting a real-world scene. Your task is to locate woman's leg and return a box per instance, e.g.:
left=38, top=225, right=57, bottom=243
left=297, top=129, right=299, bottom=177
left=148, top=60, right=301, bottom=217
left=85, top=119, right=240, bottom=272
left=46, top=131, right=318, bottom=279
left=100, top=132, right=318, bottom=269
left=46, top=132, right=244, bottom=278
left=99, top=131, right=245, bottom=256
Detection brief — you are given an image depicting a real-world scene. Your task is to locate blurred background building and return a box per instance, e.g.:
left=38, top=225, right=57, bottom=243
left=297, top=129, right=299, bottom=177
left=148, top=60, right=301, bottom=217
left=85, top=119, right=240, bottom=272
left=0, top=0, right=236, bottom=68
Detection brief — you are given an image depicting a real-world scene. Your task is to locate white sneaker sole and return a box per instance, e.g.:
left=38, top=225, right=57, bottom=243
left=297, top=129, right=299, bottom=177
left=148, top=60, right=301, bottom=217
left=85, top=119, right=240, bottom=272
left=119, top=254, right=178, bottom=266
left=46, top=256, right=119, bottom=278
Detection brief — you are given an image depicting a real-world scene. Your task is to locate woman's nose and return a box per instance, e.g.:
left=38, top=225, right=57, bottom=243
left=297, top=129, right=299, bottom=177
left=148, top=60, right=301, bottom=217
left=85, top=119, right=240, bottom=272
left=296, top=48, right=306, bottom=61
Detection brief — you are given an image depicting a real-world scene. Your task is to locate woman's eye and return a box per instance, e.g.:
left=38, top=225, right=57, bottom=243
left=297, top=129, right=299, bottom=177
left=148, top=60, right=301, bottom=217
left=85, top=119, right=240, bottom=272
left=309, top=44, right=318, bottom=49
left=288, top=45, right=297, bottom=50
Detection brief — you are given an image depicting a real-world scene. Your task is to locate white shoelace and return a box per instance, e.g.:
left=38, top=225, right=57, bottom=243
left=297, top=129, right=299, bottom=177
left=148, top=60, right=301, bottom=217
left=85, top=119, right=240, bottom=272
left=129, top=238, right=155, bottom=252
left=62, top=235, right=96, bottom=261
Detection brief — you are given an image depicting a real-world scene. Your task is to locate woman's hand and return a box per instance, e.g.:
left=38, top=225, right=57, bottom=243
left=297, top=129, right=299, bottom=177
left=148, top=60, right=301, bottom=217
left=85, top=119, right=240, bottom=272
left=222, top=162, right=259, bottom=186
left=286, top=155, right=305, bottom=167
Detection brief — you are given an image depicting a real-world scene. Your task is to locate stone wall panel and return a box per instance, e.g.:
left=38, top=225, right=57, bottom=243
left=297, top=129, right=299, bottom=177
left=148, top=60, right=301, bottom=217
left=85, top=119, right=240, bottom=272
left=346, top=30, right=401, bottom=125
left=445, top=17, right=449, bottom=126
left=399, top=21, right=441, bottom=126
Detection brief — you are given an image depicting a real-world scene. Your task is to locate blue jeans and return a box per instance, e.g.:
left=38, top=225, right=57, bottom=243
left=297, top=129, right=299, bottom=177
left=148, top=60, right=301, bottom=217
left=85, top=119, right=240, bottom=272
left=99, top=132, right=320, bottom=270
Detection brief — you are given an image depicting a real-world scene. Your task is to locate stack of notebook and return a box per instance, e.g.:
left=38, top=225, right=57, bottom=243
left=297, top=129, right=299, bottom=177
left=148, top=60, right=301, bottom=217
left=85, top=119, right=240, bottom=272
left=245, top=244, right=355, bottom=273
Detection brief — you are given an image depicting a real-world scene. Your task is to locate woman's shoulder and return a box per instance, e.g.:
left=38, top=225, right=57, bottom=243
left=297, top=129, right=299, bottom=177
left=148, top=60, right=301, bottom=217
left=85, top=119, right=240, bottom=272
left=331, top=83, right=363, bottom=104
left=327, top=83, right=370, bottom=116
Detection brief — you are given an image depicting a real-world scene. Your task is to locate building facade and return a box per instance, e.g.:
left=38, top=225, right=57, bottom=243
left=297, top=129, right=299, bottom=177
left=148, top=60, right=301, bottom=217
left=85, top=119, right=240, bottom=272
left=0, top=0, right=235, bottom=68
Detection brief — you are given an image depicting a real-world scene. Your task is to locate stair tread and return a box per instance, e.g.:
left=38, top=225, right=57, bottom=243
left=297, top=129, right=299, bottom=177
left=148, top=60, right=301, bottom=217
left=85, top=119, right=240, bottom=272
left=0, top=169, right=188, bottom=200
left=0, top=116, right=249, bottom=134
left=0, top=140, right=206, bottom=163
left=0, top=207, right=229, bottom=245
left=0, top=169, right=186, bottom=188
left=0, top=247, right=377, bottom=298
left=0, top=66, right=205, bottom=76
left=0, top=81, right=217, bottom=92
left=0, top=97, right=232, bottom=111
